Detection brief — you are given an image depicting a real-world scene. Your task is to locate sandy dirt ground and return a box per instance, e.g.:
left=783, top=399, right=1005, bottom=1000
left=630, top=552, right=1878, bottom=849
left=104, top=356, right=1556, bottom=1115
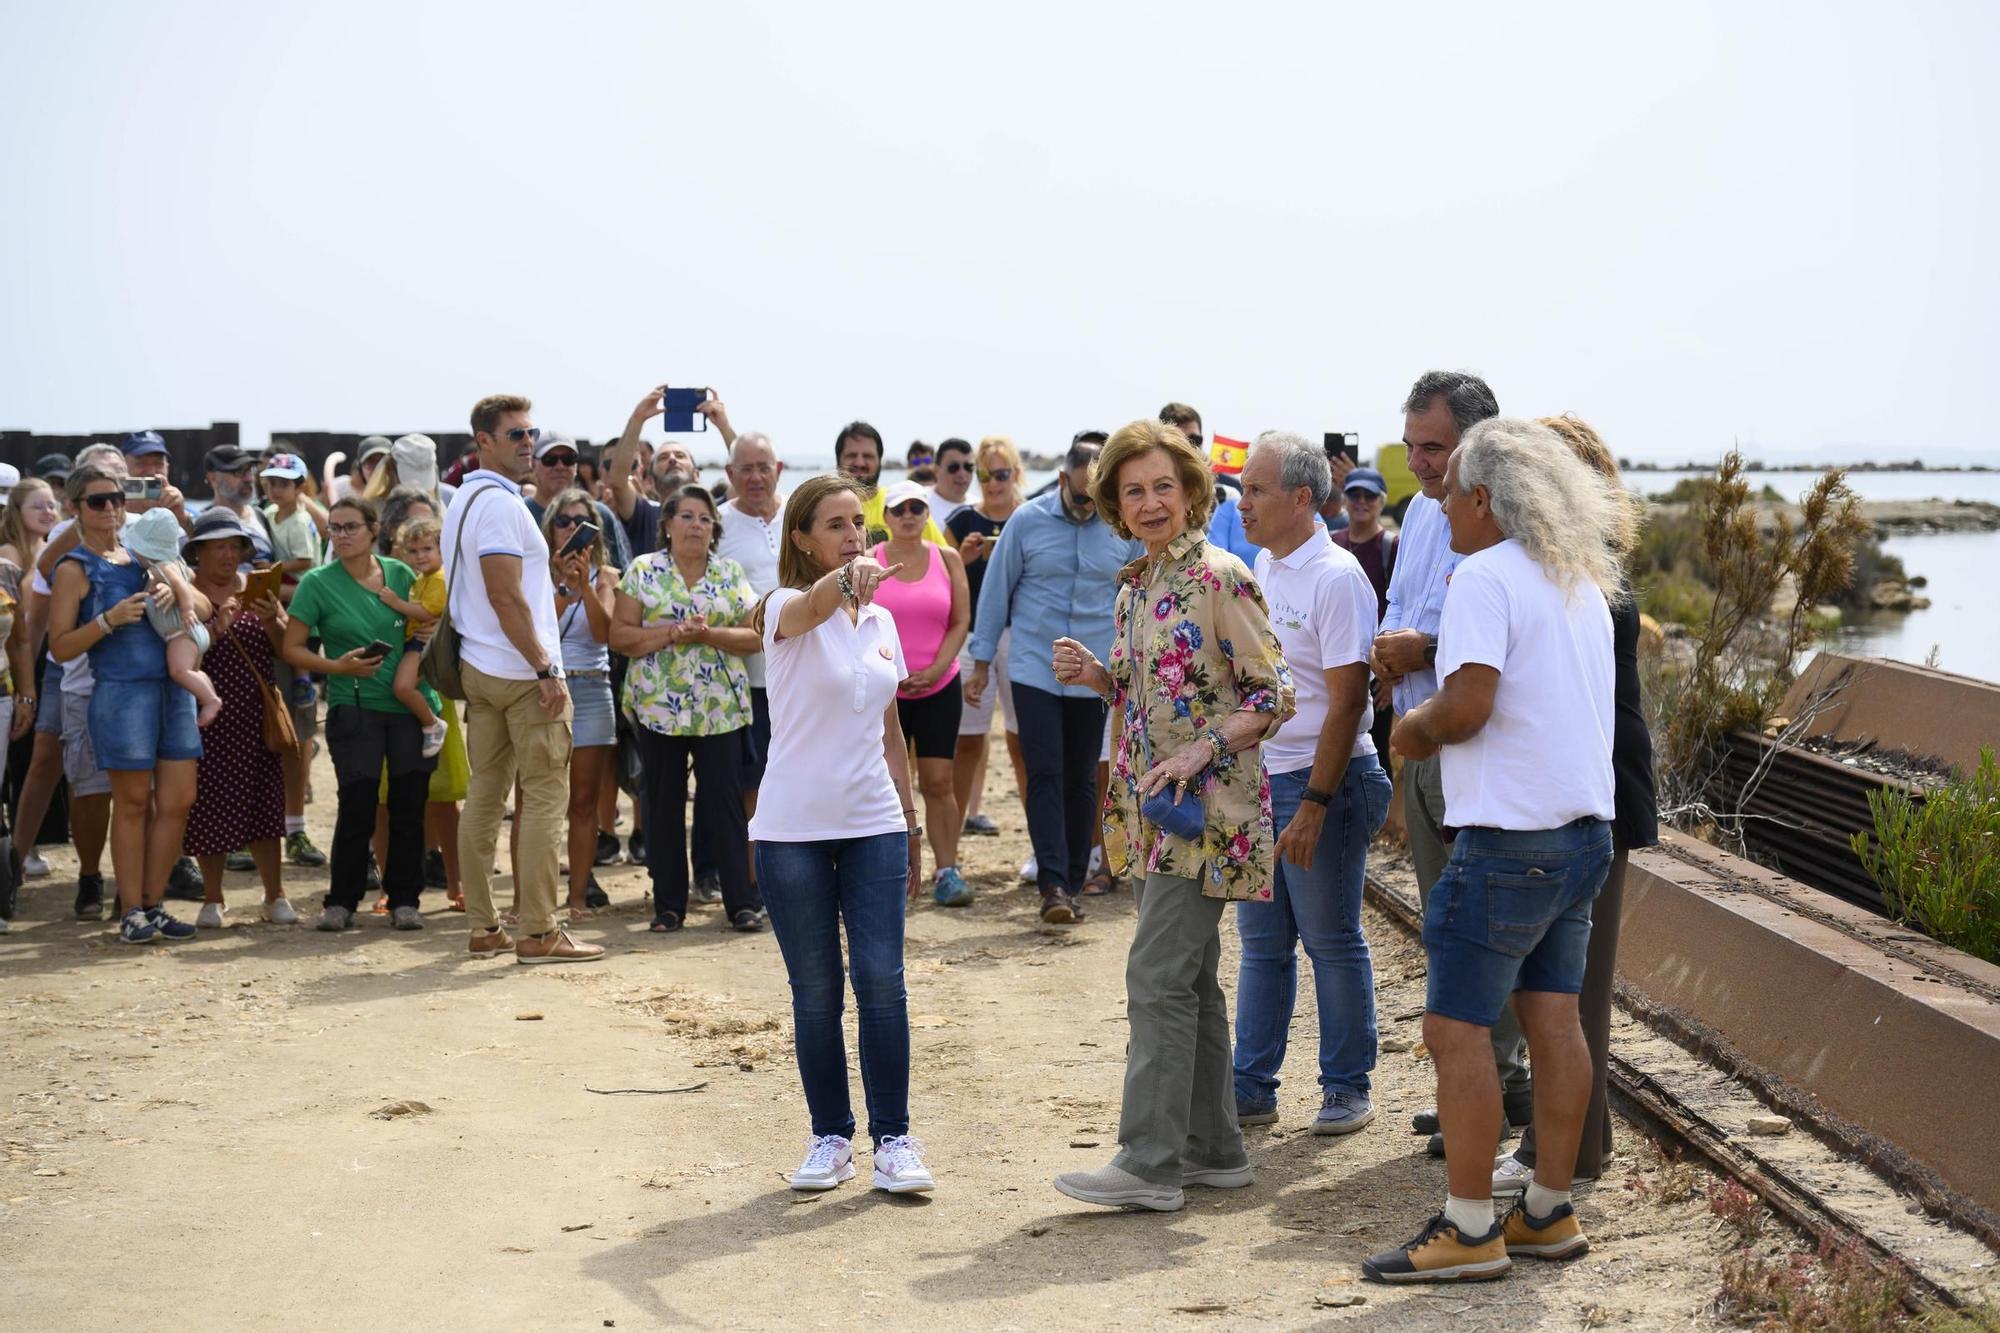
left=3, top=745, right=1760, bottom=1330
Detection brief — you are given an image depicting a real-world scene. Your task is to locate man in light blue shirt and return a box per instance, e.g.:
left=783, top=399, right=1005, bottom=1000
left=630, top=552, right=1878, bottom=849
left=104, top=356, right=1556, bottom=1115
left=967, top=439, right=1140, bottom=922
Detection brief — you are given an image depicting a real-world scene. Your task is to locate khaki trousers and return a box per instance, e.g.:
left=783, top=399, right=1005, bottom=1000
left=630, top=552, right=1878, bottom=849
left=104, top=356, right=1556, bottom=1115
left=459, top=662, right=573, bottom=937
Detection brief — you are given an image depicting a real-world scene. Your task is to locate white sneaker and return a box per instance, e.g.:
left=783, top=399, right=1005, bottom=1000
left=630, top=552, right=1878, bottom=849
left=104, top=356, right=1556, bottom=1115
left=23, top=852, right=50, bottom=879
left=421, top=719, right=448, bottom=759
left=1088, top=844, right=1104, bottom=877
left=262, top=898, right=300, bottom=925
left=1492, top=1153, right=1534, bottom=1196
left=872, top=1135, right=935, bottom=1194
left=0, top=916, right=10, bottom=934
left=196, top=902, right=226, bottom=929
left=788, top=1134, right=855, bottom=1191
left=1018, top=855, right=1038, bottom=884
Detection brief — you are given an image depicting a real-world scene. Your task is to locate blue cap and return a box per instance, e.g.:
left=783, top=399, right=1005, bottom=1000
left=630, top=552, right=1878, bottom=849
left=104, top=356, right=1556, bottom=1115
left=122, top=430, right=169, bottom=458
left=1344, top=466, right=1387, bottom=497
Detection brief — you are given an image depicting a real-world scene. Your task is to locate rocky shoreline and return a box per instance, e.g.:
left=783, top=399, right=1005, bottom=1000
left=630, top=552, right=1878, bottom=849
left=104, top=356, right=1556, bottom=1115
left=1650, top=496, right=2000, bottom=536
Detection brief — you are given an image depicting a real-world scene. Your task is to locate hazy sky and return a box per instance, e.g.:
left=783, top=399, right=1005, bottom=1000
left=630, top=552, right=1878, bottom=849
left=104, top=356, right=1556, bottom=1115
left=4, top=1, right=1996, bottom=467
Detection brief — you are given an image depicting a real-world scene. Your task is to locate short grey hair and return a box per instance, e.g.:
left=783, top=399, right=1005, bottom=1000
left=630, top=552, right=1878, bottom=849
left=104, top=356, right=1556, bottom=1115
left=1250, top=430, right=1331, bottom=507
left=75, top=443, right=127, bottom=476
left=1452, top=417, right=1638, bottom=600
left=730, top=431, right=775, bottom=461
left=1403, top=370, right=1499, bottom=437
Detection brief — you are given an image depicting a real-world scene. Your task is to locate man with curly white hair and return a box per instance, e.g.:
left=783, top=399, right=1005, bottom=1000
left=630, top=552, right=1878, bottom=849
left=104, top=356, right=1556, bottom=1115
left=1363, top=417, right=1628, bottom=1286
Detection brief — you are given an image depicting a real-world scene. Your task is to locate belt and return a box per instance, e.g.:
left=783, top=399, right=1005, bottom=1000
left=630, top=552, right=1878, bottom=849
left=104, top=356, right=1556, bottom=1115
left=566, top=669, right=609, bottom=679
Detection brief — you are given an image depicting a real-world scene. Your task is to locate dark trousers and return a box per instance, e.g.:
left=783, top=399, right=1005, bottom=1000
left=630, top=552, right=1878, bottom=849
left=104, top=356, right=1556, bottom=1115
left=1512, top=850, right=1629, bottom=1180
left=325, top=705, right=430, bottom=912
left=1011, top=684, right=1104, bottom=896
left=635, top=724, right=757, bottom=921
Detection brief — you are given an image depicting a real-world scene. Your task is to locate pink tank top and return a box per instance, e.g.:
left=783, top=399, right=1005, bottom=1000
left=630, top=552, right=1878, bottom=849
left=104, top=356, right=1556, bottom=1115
left=872, top=543, right=960, bottom=699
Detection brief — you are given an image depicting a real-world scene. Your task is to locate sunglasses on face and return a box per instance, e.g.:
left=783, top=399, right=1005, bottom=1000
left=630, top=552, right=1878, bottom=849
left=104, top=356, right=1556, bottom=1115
left=908, top=454, right=935, bottom=467
left=328, top=520, right=368, bottom=536
left=888, top=501, right=928, bottom=518
left=82, top=491, right=126, bottom=511
left=1344, top=489, right=1380, bottom=502
left=539, top=451, right=578, bottom=467
left=1185, top=433, right=1204, bottom=447
left=505, top=427, right=542, bottom=444
left=941, top=460, right=972, bottom=475
left=551, top=513, right=590, bottom=529
left=977, top=467, right=1014, bottom=483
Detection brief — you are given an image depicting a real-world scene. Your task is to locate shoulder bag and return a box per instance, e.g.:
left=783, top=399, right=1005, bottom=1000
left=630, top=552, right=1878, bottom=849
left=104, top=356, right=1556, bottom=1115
left=227, top=617, right=304, bottom=761
left=418, top=485, right=495, bottom=701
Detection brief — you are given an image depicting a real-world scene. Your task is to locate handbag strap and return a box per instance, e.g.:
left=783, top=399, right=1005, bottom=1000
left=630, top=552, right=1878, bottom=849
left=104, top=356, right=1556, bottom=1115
left=441, top=483, right=499, bottom=613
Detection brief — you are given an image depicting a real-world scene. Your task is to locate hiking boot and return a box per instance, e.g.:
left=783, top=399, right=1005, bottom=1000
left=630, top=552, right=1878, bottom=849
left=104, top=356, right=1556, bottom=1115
left=287, top=831, right=328, bottom=868
left=932, top=866, right=973, bottom=907
left=468, top=925, right=514, bottom=955
left=164, top=857, right=204, bottom=902
left=871, top=1135, right=935, bottom=1194
left=74, top=872, right=106, bottom=921
left=691, top=871, right=722, bottom=905
left=515, top=928, right=604, bottom=964
left=225, top=849, right=255, bottom=873
left=1361, top=1212, right=1512, bottom=1284
left=316, top=905, right=355, bottom=932
left=1182, top=1162, right=1254, bottom=1189
left=1315, top=1089, right=1376, bottom=1136
left=391, top=906, right=424, bottom=931
left=1039, top=889, right=1079, bottom=924
left=1501, top=1197, right=1589, bottom=1260
left=789, top=1135, right=854, bottom=1191
left=147, top=905, right=197, bottom=941
left=1053, top=1163, right=1183, bottom=1212
left=593, top=831, right=621, bottom=866
left=1235, top=1097, right=1279, bottom=1127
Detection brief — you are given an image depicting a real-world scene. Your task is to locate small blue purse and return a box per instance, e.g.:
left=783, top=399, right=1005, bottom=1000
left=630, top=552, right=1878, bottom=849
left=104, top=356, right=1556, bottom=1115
left=1130, top=600, right=1207, bottom=843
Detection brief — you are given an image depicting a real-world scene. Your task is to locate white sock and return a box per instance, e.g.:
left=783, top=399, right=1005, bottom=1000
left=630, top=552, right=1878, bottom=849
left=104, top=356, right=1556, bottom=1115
left=286, top=816, right=306, bottom=835
left=1524, top=1181, right=1571, bottom=1217
left=1444, top=1194, right=1494, bottom=1236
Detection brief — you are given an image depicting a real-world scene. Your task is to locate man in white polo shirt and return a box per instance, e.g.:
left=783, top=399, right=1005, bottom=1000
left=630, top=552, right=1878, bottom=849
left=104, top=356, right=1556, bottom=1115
left=1233, top=431, right=1396, bottom=1137
left=444, top=393, right=602, bottom=965
left=1365, top=418, right=1620, bottom=1285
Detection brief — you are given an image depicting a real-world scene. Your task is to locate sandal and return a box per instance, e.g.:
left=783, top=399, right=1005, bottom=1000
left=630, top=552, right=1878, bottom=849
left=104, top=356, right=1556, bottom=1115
left=1081, top=871, right=1117, bottom=897
left=649, top=912, right=682, bottom=933
left=445, top=890, right=465, bottom=912
left=566, top=905, right=598, bottom=921
left=370, top=895, right=390, bottom=915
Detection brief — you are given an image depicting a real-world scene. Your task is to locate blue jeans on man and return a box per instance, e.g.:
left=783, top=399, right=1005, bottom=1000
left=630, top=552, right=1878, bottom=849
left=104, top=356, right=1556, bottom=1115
left=1233, top=755, right=1393, bottom=1117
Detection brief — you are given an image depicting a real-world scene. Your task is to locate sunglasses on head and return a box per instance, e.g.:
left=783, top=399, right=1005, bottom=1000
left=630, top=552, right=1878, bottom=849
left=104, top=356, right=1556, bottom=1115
left=976, top=467, right=1014, bottom=483
left=82, top=491, right=127, bottom=511
left=505, top=427, right=542, bottom=444
left=888, top=501, right=928, bottom=518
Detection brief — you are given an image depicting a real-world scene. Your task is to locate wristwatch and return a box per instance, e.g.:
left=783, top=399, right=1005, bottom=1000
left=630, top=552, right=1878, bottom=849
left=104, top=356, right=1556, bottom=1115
left=1422, top=637, right=1438, bottom=667
left=535, top=664, right=565, bottom=681
left=1301, top=786, right=1333, bottom=808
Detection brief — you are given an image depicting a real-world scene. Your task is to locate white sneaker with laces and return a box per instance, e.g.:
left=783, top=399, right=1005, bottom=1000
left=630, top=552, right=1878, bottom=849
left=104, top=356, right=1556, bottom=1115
left=788, top=1134, right=855, bottom=1191
left=872, top=1135, right=935, bottom=1194
left=23, top=852, right=50, bottom=879
left=1492, top=1153, right=1534, bottom=1196
left=421, top=719, right=448, bottom=759
left=1018, top=855, right=1038, bottom=884
left=263, top=898, right=300, bottom=925
left=196, top=902, right=226, bottom=929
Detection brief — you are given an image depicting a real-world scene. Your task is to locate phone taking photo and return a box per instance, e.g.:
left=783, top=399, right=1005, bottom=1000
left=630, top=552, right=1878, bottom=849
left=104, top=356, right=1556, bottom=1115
left=559, top=521, right=600, bottom=558
left=661, top=386, right=711, bottom=433
left=1324, top=432, right=1361, bottom=466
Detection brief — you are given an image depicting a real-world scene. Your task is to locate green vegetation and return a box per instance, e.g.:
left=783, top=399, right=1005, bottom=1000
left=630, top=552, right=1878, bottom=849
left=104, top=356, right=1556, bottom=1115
left=1852, top=748, right=2000, bottom=964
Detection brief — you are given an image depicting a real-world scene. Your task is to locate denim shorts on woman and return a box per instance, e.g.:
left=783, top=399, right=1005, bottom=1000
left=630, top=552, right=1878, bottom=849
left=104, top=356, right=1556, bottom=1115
left=87, top=676, right=202, bottom=772
left=1421, top=817, right=1613, bottom=1028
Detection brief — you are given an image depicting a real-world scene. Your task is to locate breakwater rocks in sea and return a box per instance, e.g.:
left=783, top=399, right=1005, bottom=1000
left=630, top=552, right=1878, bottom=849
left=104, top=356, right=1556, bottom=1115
left=1651, top=497, right=2000, bottom=535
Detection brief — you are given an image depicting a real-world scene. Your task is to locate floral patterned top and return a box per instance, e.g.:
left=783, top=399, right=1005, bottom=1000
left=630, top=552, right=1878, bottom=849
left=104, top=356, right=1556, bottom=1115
left=1104, top=531, right=1295, bottom=901
left=618, top=551, right=758, bottom=737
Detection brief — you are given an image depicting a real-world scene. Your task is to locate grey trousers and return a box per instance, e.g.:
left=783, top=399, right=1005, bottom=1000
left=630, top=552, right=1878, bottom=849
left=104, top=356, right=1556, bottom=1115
left=1404, top=749, right=1531, bottom=1106
left=1112, top=872, right=1247, bottom=1187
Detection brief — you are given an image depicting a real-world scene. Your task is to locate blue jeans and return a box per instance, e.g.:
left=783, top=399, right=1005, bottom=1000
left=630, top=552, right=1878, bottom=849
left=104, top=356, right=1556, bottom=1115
left=755, top=833, right=911, bottom=1145
left=1233, top=755, right=1393, bottom=1106
left=1424, top=818, right=1613, bottom=1028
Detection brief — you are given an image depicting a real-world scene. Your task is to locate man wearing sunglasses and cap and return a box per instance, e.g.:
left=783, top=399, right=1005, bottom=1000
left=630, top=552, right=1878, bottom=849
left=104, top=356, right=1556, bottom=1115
left=202, top=446, right=278, bottom=566
left=119, top=431, right=193, bottom=532
left=525, top=433, right=632, bottom=570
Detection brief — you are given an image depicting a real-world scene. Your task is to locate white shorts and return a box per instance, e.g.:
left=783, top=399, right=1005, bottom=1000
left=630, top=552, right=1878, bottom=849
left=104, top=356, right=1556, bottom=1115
left=958, top=630, right=1017, bottom=736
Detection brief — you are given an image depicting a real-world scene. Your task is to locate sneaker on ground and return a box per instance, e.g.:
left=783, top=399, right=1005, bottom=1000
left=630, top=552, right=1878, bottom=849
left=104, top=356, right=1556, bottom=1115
left=1412, top=1106, right=1440, bottom=1135
left=932, top=866, right=973, bottom=907
left=196, top=902, right=226, bottom=929
left=1235, top=1097, right=1279, bottom=1127
left=316, top=905, right=355, bottom=932
left=1314, top=1089, right=1376, bottom=1135
left=1491, top=1153, right=1534, bottom=1195
left=871, top=1135, right=935, bottom=1194
left=515, top=928, right=604, bottom=964
left=286, top=831, right=328, bottom=868
left=23, top=852, right=50, bottom=879
left=962, top=813, right=999, bottom=836
left=788, top=1134, right=855, bottom=1191
left=391, top=906, right=424, bottom=931
left=225, top=850, right=255, bottom=872
left=164, top=856, right=205, bottom=902
left=1361, top=1212, right=1512, bottom=1284
left=119, top=908, right=159, bottom=945
left=1088, top=844, right=1104, bottom=878
left=148, top=905, right=197, bottom=941
left=1053, top=1163, right=1182, bottom=1212
left=262, top=898, right=300, bottom=925
left=627, top=829, right=646, bottom=865
left=584, top=875, right=611, bottom=909
left=420, top=719, right=448, bottom=758
left=1500, top=1197, right=1589, bottom=1259
left=593, top=831, right=621, bottom=866
left=74, top=872, right=106, bottom=921
left=1182, top=1162, right=1255, bottom=1188
left=1018, top=854, right=1038, bottom=884
left=691, top=871, right=722, bottom=905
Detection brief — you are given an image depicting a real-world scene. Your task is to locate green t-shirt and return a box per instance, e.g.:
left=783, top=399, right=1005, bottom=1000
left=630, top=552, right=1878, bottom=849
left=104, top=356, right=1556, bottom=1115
left=289, top=556, right=440, bottom=715
left=264, top=504, right=322, bottom=569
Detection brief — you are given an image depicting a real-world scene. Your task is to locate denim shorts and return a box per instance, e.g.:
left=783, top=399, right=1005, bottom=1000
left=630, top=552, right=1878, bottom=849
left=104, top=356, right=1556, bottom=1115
left=1422, top=818, right=1612, bottom=1028
left=88, top=676, right=202, bottom=772
left=36, top=659, right=65, bottom=735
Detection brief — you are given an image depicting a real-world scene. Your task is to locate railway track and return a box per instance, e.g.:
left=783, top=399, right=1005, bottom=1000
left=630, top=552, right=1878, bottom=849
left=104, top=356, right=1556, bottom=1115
left=1362, top=868, right=1974, bottom=1314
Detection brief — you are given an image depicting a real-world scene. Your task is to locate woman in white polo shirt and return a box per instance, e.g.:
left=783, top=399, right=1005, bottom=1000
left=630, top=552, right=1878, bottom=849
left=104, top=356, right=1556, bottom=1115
left=750, top=474, right=935, bottom=1197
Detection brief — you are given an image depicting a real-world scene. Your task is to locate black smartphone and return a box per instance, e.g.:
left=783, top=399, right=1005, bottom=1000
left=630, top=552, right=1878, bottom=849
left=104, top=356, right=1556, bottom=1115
left=1324, top=432, right=1361, bottom=465
left=360, top=640, right=395, bottom=660
left=559, top=521, right=599, bottom=557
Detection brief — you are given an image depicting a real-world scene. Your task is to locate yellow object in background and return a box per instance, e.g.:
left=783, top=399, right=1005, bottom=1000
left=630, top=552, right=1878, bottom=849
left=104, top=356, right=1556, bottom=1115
left=1372, top=443, right=1422, bottom=511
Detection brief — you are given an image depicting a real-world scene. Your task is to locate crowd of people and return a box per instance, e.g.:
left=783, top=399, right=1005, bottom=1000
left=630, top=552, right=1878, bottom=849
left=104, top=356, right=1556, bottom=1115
left=0, top=369, right=1656, bottom=1283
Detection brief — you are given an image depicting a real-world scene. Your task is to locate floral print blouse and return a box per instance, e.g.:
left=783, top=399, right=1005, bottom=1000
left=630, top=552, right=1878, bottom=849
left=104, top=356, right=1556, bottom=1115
left=618, top=552, right=758, bottom=737
left=1104, top=532, right=1296, bottom=901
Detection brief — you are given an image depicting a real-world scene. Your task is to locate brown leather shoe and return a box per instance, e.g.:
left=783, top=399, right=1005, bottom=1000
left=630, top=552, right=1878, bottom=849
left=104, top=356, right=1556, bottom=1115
left=515, top=928, right=605, bottom=965
left=469, top=926, right=514, bottom=955
left=1039, top=891, right=1080, bottom=925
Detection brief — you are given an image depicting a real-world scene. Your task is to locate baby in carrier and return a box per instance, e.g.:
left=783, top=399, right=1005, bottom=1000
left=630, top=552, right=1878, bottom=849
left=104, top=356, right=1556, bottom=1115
left=124, top=507, right=223, bottom=727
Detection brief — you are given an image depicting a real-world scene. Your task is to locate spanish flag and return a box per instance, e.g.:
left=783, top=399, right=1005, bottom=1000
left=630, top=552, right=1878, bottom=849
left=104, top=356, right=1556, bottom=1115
left=1209, top=434, right=1249, bottom=475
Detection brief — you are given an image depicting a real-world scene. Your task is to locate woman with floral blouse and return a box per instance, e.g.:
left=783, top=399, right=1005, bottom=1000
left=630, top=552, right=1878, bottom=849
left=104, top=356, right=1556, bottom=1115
left=611, top=484, right=767, bottom=933
left=1048, top=419, right=1294, bottom=1213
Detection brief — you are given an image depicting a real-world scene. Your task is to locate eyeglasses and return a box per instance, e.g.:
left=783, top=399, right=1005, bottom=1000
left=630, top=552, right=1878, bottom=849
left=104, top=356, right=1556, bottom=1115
left=81, top=491, right=127, bottom=511
left=505, top=427, right=542, bottom=444
left=539, top=451, right=578, bottom=467
left=888, top=501, right=928, bottom=518
left=731, top=462, right=775, bottom=476
left=550, top=513, right=590, bottom=529
left=327, top=520, right=368, bottom=536
left=1344, top=489, right=1381, bottom=503
left=941, top=460, right=972, bottom=475
left=976, top=467, right=1014, bottom=483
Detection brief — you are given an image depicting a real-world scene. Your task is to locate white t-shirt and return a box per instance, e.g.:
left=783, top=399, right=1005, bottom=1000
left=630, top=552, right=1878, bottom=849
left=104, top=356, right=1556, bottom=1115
left=440, top=472, right=561, bottom=682
left=1436, top=539, right=1615, bottom=830
left=1254, top=527, right=1377, bottom=773
left=748, top=588, right=907, bottom=843
left=925, top=487, right=971, bottom=528
left=714, top=494, right=786, bottom=690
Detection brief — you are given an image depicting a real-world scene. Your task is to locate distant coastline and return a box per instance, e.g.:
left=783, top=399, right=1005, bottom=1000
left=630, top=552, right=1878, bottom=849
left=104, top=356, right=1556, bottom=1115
left=1621, top=459, right=1996, bottom=473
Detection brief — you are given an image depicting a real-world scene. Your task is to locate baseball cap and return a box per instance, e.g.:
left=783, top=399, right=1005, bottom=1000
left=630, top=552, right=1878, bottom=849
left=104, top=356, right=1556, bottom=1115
left=355, top=436, right=393, bottom=468
left=390, top=434, right=440, bottom=494
left=260, top=452, right=308, bottom=481
left=204, top=444, right=256, bottom=474
left=122, top=430, right=169, bottom=458
left=33, top=453, right=72, bottom=482
left=1344, top=466, right=1387, bottom=497
left=881, top=479, right=929, bottom=512
left=0, top=462, right=19, bottom=492
left=534, top=431, right=579, bottom=462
